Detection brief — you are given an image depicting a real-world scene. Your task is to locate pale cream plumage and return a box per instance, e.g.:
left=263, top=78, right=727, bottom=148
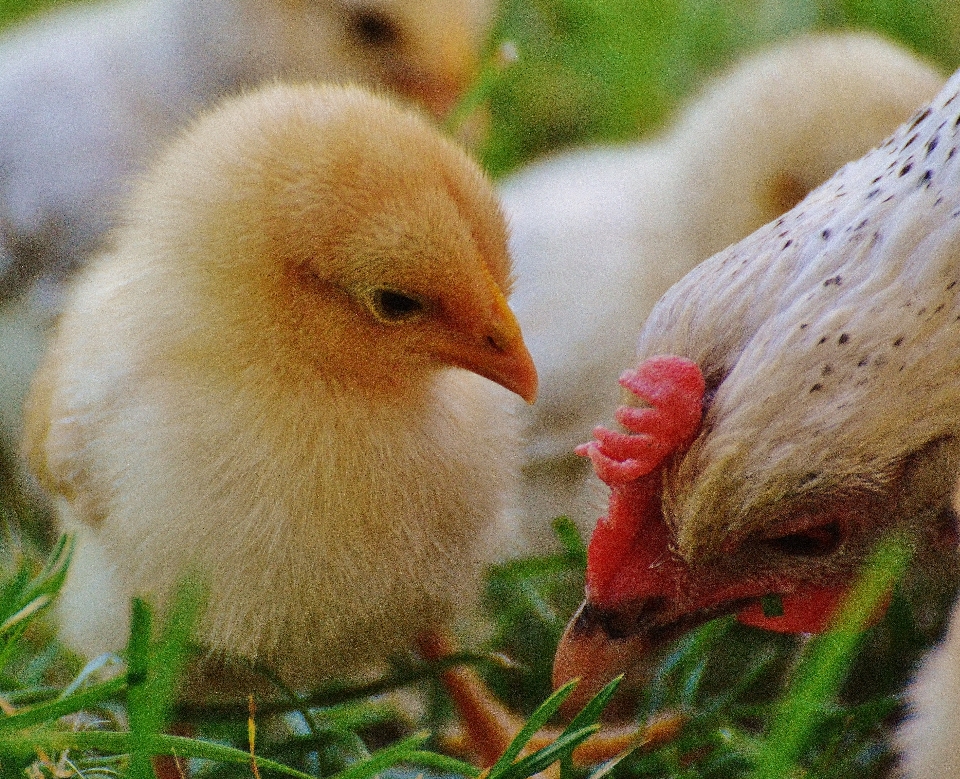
left=502, top=33, right=943, bottom=549
left=24, top=83, right=536, bottom=687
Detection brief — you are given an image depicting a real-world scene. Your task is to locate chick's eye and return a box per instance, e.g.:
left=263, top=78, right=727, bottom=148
left=366, top=288, right=425, bottom=323
left=347, top=8, right=400, bottom=48
left=766, top=520, right=843, bottom=558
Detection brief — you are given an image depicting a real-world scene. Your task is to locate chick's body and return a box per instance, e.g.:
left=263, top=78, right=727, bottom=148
left=25, top=84, right=535, bottom=684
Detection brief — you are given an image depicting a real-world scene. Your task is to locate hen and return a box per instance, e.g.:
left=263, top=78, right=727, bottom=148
left=502, top=32, right=943, bottom=548
left=552, top=52, right=960, bottom=774
left=24, top=84, right=536, bottom=697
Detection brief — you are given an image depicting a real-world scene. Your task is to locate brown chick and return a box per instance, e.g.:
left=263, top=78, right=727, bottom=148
left=551, top=58, right=960, bottom=744
left=23, top=83, right=537, bottom=694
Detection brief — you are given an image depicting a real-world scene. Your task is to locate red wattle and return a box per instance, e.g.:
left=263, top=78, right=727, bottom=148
left=585, top=478, right=686, bottom=607
left=736, top=586, right=848, bottom=634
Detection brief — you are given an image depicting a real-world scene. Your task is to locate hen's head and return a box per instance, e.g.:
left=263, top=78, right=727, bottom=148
left=119, top=83, right=536, bottom=404
left=554, top=68, right=960, bottom=708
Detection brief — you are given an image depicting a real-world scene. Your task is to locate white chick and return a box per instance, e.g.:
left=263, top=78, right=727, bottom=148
left=502, top=32, right=944, bottom=548
left=23, top=83, right=537, bottom=687
left=902, top=595, right=960, bottom=778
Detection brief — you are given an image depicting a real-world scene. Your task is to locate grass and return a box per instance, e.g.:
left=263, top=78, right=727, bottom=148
left=0, top=515, right=951, bottom=778
left=1, top=0, right=959, bottom=776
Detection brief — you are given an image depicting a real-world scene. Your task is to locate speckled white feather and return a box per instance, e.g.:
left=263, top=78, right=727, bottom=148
left=638, top=70, right=960, bottom=557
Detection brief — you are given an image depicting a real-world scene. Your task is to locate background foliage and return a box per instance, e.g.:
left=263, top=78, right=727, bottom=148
left=0, top=0, right=959, bottom=777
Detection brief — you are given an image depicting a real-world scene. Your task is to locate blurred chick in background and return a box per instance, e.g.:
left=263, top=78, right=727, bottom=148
left=503, top=32, right=945, bottom=549
left=0, top=0, right=493, bottom=448
left=24, top=83, right=536, bottom=687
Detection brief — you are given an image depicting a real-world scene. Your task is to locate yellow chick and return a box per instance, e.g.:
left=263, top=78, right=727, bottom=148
left=0, top=0, right=494, bottom=454
left=24, top=83, right=537, bottom=687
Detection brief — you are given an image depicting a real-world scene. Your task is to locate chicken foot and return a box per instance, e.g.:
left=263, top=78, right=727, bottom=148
left=417, top=631, right=683, bottom=770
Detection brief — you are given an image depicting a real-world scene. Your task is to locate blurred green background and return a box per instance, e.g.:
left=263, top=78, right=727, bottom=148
left=0, top=1, right=958, bottom=776
left=480, top=0, right=960, bottom=173
left=4, top=0, right=960, bottom=178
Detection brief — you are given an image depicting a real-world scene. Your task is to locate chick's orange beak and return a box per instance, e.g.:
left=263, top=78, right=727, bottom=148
left=439, top=282, right=538, bottom=403
left=458, top=304, right=538, bottom=403
left=483, top=307, right=538, bottom=404
left=392, top=35, right=477, bottom=120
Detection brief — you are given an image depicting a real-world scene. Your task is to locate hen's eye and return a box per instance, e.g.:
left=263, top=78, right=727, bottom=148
left=767, top=521, right=843, bottom=557
left=366, top=288, right=425, bottom=323
left=348, top=8, right=400, bottom=48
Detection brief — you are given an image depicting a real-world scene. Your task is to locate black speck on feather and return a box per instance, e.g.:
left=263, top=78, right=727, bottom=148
left=910, top=108, right=932, bottom=130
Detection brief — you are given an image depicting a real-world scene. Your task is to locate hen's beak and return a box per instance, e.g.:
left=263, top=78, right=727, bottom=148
left=554, top=580, right=855, bottom=714
left=553, top=600, right=651, bottom=714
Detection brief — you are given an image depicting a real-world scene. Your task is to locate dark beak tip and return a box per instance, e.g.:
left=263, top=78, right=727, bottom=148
left=553, top=600, right=654, bottom=714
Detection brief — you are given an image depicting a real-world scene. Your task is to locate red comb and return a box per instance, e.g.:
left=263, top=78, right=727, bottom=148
left=576, top=356, right=705, bottom=606
left=575, top=356, right=705, bottom=485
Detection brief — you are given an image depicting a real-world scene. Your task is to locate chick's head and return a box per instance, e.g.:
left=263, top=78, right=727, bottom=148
left=229, top=0, right=494, bottom=117
left=121, top=83, right=536, bottom=403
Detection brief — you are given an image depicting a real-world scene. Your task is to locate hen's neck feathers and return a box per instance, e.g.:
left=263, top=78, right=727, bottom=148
left=639, top=68, right=960, bottom=557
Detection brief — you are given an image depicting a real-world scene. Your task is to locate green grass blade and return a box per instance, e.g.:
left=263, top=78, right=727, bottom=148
left=562, top=675, right=622, bottom=736
left=127, top=578, right=203, bottom=779
left=0, top=676, right=126, bottom=733
left=0, top=730, right=319, bottom=778
left=405, top=749, right=483, bottom=777
left=329, top=731, right=432, bottom=779
left=487, top=678, right=578, bottom=776
left=552, top=516, right=587, bottom=568
left=497, top=725, right=599, bottom=779
left=444, top=40, right=516, bottom=136
left=748, top=533, right=914, bottom=777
